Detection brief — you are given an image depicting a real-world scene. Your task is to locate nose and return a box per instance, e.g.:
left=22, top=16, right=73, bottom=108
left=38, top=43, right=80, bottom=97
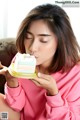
left=29, top=40, right=38, bottom=54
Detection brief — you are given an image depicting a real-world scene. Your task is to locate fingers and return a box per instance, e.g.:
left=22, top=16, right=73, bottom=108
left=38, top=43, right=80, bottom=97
left=0, top=62, right=6, bottom=69
left=0, top=62, right=8, bottom=75
left=31, top=72, right=52, bottom=85
left=0, top=67, right=8, bottom=75
left=35, top=66, right=40, bottom=74
left=38, top=72, right=51, bottom=81
left=33, top=73, right=54, bottom=86
left=0, top=61, right=4, bottom=69
left=32, top=75, right=49, bottom=87
left=31, top=79, right=41, bottom=87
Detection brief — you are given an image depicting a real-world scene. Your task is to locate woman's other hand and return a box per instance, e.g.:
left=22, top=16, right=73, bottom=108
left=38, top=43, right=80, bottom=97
left=0, top=62, right=18, bottom=88
left=32, top=73, right=58, bottom=96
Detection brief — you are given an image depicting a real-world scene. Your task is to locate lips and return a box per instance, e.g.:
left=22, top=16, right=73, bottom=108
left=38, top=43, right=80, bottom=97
left=29, top=53, right=38, bottom=58
left=32, top=55, right=38, bottom=58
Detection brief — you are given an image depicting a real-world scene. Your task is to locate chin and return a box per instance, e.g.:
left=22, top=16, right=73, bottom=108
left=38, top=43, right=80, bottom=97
left=36, top=59, right=44, bottom=66
left=36, top=61, right=42, bottom=66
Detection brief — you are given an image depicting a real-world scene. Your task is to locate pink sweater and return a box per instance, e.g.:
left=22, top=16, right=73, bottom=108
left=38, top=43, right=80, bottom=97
left=4, top=64, right=80, bottom=120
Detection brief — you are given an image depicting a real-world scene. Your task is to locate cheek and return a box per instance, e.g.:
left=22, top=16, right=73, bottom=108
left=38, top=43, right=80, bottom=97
left=50, top=45, right=57, bottom=55
left=50, top=40, right=58, bottom=54
left=45, top=43, right=57, bottom=55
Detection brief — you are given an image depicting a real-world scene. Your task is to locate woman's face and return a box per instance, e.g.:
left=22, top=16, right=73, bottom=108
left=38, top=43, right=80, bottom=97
left=24, top=20, right=57, bottom=68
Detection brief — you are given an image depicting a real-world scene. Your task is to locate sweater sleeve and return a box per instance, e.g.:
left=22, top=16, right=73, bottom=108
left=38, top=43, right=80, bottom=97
left=45, top=92, right=80, bottom=120
left=4, top=82, right=26, bottom=112
left=45, top=93, right=71, bottom=120
left=45, top=72, right=80, bottom=120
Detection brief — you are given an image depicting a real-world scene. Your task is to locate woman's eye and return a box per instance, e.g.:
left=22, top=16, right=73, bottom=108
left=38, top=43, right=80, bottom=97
left=25, top=36, right=33, bottom=40
left=26, top=37, right=32, bottom=40
left=40, top=40, right=48, bottom=43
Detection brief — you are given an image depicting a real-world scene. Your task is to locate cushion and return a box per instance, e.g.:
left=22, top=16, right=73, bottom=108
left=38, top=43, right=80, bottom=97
left=0, top=38, right=17, bottom=93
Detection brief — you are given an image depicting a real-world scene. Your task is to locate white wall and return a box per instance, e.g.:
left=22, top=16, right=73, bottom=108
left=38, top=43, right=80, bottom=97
left=0, top=0, right=80, bottom=44
left=0, top=0, right=8, bottom=38
left=63, top=7, right=80, bottom=45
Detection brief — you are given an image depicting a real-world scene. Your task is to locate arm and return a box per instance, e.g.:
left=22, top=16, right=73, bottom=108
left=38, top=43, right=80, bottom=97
left=45, top=93, right=72, bottom=120
left=33, top=70, right=80, bottom=120
left=0, top=57, right=26, bottom=112
left=45, top=74, right=80, bottom=119
left=4, top=81, right=26, bottom=112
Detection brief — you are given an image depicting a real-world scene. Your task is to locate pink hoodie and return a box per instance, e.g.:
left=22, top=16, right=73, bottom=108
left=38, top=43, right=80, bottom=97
left=4, top=64, right=80, bottom=120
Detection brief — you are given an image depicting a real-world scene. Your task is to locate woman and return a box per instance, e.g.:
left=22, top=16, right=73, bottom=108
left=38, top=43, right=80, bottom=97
left=0, top=3, right=80, bottom=120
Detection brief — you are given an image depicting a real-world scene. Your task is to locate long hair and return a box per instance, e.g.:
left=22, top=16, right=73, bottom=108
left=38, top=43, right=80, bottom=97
left=16, top=4, right=80, bottom=73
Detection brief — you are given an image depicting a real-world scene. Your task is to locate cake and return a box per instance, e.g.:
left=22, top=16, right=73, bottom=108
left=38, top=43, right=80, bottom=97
left=14, top=53, right=36, bottom=73
left=9, top=52, right=36, bottom=78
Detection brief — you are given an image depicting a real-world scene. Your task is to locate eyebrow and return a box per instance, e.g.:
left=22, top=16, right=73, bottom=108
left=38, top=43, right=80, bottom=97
left=26, top=31, right=51, bottom=37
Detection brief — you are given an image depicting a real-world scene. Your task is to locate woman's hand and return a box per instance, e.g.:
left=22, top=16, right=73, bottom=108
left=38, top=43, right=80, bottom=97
left=0, top=62, right=18, bottom=88
left=32, top=73, right=58, bottom=96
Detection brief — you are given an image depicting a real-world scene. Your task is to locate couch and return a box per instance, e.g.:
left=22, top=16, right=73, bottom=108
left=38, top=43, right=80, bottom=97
left=0, top=38, right=17, bottom=93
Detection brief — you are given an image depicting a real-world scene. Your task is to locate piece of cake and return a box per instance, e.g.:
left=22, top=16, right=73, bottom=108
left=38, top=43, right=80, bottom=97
left=14, top=52, right=36, bottom=74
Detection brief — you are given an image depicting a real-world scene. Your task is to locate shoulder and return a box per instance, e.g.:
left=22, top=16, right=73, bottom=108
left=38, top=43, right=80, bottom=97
left=73, top=62, right=80, bottom=71
left=51, top=63, right=80, bottom=81
left=68, top=63, right=80, bottom=76
left=77, top=61, right=80, bottom=65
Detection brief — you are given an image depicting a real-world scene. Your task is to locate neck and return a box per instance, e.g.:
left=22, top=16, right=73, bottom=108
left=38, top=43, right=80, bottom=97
left=36, top=65, right=49, bottom=74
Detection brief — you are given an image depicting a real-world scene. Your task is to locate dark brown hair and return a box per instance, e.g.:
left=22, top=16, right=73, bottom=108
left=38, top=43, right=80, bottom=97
left=16, top=4, right=80, bottom=73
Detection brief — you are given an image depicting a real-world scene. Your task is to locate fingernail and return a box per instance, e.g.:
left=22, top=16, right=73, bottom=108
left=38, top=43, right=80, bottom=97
left=38, top=72, right=41, bottom=77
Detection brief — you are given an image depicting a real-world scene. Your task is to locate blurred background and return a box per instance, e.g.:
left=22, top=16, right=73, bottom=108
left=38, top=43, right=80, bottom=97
left=0, top=0, right=80, bottom=44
